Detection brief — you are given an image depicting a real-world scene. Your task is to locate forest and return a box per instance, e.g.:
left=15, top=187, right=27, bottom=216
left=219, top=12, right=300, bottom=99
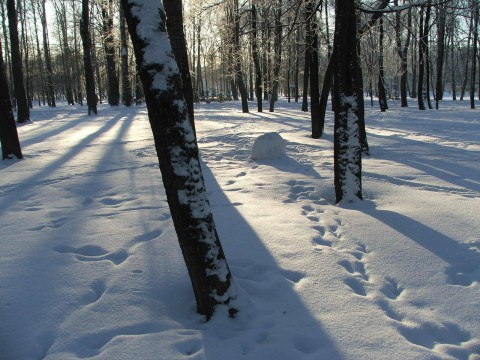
left=0, top=1, right=479, bottom=358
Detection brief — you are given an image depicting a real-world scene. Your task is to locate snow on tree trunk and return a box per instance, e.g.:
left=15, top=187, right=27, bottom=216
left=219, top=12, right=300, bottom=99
left=332, top=0, right=362, bottom=204
left=121, top=0, right=236, bottom=320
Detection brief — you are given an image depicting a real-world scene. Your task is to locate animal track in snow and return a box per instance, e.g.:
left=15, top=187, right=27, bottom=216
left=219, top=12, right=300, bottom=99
left=81, top=279, right=107, bottom=305
left=53, top=244, right=128, bottom=265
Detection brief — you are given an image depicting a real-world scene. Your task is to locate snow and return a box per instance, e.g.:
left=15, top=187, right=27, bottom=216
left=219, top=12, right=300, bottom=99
left=1, top=98, right=479, bottom=359
left=250, top=132, right=286, bottom=160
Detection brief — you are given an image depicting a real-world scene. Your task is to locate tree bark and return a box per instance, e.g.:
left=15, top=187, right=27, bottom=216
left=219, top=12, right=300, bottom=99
left=470, top=0, right=479, bottom=109
left=378, top=17, right=388, bottom=112
left=333, top=0, right=362, bottom=203
left=80, top=0, right=97, bottom=115
left=251, top=2, right=263, bottom=112
left=121, top=0, right=236, bottom=320
left=435, top=3, right=446, bottom=108
left=39, top=0, right=55, bottom=107
left=119, top=9, right=132, bottom=107
left=164, top=0, right=195, bottom=132
left=6, top=0, right=29, bottom=122
left=102, top=0, right=120, bottom=106
left=269, top=0, right=282, bottom=113
left=0, top=37, right=22, bottom=159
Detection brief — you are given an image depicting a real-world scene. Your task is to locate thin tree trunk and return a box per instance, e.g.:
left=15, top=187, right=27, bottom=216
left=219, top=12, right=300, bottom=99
left=40, top=0, right=55, bottom=107
left=119, top=10, right=132, bottom=107
left=6, top=0, right=29, bottom=122
left=80, top=0, right=97, bottom=115
left=251, top=2, right=263, bottom=112
left=269, top=0, right=282, bottom=113
left=435, top=4, right=446, bottom=108
left=378, top=17, right=388, bottom=112
left=102, top=0, right=120, bottom=106
left=418, top=6, right=427, bottom=110
left=470, top=0, right=479, bottom=109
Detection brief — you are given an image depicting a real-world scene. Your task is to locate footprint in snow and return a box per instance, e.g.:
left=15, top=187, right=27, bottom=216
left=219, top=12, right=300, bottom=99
left=53, top=244, right=128, bottom=265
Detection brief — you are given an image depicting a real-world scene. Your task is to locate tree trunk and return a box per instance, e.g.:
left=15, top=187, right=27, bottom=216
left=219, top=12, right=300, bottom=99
left=121, top=0, right=236, bottom=320
left=164, top=0, right=195, bottom=132
left=269, top=0, right=282, bottom=113
left=301, top=10, right=311, bottom=113
left=0, top=37, right=23, bottom=159
left=333, top=0, right=362, bottom=203
left=307, top=0, right=320, bottom=137
left=418, top=6, right=427, bottom=110
left=102, top=0, right=120, bottom=106
left=378, top=17, right=388, bottom=112
left=80, top=0, right=97, bottom=115
left=39, top=0, right=55, bottom=107
left=6, top=0, right=29, bottom=122
left=470, top=0, right=479, bottom=109
left=435, top=4, right=446, bottom=108
left=119, top=10, right=132, bottom=107
left=251, top=3, right=263, bottom=112
left=395, top=2, right=411, bottom=107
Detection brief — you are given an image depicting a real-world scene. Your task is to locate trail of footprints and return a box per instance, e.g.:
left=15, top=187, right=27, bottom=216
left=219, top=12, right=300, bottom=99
left=294, top=182, right=476, bottom=357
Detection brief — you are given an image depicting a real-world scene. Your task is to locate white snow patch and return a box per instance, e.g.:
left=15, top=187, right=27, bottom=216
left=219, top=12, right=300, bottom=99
left=250, top=132, right=287, bottom=160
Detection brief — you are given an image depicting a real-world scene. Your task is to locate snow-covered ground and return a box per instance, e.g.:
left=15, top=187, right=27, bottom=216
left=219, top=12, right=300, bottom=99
left=1, top=98, right=479, bottom=359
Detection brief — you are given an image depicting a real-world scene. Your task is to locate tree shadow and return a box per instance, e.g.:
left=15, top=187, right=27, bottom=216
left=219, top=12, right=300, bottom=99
left=188, top=164, right=343, bottom=359
left=360, top=203, right=480, bottom=287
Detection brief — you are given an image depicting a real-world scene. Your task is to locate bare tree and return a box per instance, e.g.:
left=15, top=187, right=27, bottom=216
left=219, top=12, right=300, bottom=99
left=80, top=0, right=97, bottom=115
left=121, top=0, right=236, bottom=320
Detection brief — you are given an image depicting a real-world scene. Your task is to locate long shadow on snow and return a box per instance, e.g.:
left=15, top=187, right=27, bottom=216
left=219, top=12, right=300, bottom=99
left=366, top=132, right=480, bottom=196
left=360, top=204, right=479, bottom=287
left=194, top=164, right=342, bottom=359
left=0, top=111, right=137, bottom=359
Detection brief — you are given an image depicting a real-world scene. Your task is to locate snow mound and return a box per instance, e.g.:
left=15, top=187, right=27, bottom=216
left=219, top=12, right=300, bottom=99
left=250, top=132, right=286, bottom=160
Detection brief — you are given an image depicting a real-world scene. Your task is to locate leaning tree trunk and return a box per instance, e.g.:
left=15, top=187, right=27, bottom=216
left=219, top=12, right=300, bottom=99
left=121, top=0, right=236, bottom=320
left=80, top=0, right=97, bottom=115
left=164, top=0, right=195, bottom=133
left=333, top=0, right=362, bottom=203
left=0, top=37, right=23, bottom=160
left=6, top=0, right=29, bottom=122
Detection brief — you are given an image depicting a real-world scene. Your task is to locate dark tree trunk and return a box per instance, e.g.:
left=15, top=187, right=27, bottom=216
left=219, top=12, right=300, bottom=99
left=121, top=0, right=235, bottom=320
left=306, top=0, right=320, bottom=138
left=269, top=0, right=282, bottom=113
left=6, top=0, right=29, bottom=122
left=0, top=38, right=22, bottom=160
left=251, top=3, right=263, bottom=112
left=102, top=0, right=120, bottom=106
left=319, top=56, right=333, bottom=136
left=333, top=0, right=362, bottom=203
left=471, top=0, right=479, bottom=109
left=418, top=6, right=427, bottom=110
left=80, top=0, right=97, bottom=115
left=301, top=18, right=311, bottom=113
left=378, top=17, right=388, bottom=112
left=395, top=2, right=411, bottom=107
left=53, top=0, right=74, bottom=105
left=435, top=4, right=446, bottom=108
left=164, top=0, right=195, bottom=132
left=119, top=10, right=132, bottom=107
left=40, top=0, right=55, bottom=107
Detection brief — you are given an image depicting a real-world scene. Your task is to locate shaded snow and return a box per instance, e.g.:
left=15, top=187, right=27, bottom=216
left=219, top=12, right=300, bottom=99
left=0, top=98, right=479, bottom=359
